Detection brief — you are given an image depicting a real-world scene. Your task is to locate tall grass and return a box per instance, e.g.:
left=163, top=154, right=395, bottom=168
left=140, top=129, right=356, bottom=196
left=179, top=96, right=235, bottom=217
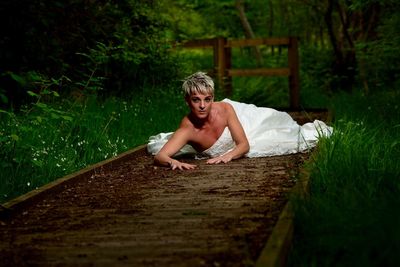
left=289, top=90, right=400, bottom=266
left=0, top=87, right=187, bottom=203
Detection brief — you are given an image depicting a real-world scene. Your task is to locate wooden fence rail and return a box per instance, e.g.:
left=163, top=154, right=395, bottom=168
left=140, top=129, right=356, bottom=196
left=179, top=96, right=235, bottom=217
left=175, top=37, right=300, bottom=109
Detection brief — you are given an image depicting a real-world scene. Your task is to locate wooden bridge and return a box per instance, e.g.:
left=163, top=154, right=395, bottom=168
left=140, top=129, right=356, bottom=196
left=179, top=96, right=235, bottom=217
left=0, top=110, right=326, bottom=267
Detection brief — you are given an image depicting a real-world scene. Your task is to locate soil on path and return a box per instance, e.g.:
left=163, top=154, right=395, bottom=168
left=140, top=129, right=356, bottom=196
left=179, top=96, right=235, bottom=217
left=0, top=110, right=327, bottom=267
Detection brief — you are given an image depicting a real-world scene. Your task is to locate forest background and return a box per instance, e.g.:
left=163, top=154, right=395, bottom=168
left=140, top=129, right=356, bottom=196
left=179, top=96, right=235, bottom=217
left=1, top=0, right=400, bottom=266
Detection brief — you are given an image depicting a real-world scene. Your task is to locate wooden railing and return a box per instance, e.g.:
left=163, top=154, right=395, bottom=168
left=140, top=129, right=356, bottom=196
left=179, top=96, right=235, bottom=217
left=174, top=37, right=300, bottom=109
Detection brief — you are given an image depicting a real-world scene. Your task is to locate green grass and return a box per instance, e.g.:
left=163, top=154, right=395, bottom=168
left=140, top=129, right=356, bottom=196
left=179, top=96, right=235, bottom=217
left=289, top=89, right=400, bottom=266
left=229, top=76, right=289, bottom=108
left=0, top=87, right=187, bottom=203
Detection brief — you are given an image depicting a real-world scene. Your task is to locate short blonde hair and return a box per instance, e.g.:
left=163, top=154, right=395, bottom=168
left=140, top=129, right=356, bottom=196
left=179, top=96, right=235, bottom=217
left=182, top=72, right=214, bottom=98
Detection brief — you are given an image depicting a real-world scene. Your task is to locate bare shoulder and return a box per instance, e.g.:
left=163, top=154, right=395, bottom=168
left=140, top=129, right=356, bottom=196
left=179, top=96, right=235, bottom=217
left=214, top=101, right=235, bottom=115
left=213, top=101, right=233, bottom=113
left=179, top=115, right=193, bottom=128
left=177, top=116, right=195, bottom=135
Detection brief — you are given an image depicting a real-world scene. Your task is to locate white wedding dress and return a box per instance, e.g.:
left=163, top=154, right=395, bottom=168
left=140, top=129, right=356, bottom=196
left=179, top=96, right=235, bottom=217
left=147, top=99, right=332, bottom=158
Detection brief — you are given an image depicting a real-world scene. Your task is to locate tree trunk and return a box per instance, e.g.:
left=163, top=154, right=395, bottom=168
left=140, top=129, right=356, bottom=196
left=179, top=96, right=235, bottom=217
left=355, top=3, right=381, bottom=95
left=324, top=0, right=343, bottom=63
left=301, top=0, right=379, bottom=92
left=324, top=0, right=356, bottom=91
left=235, top=0, right=264, bottom=66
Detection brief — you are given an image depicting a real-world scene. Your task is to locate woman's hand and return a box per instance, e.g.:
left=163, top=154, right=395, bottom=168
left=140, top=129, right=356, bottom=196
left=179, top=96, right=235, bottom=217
left=169, top=160, right=197, bottom=170
left=153, top=127, right=197, bottom=170
left=206, top=154, right=233, bottom=164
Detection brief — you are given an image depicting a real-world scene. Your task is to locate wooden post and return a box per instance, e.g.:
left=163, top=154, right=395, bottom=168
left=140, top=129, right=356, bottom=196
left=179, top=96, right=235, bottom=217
left=288, top=37, right=300, bottom=110
left=224, top=43, right=232, bottom=96
left=214, top=37, right=229, bottom=96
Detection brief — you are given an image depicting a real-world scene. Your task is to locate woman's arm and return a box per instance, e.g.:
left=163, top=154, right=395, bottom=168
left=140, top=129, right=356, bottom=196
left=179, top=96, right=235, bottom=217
left=154, top=127, right=197, bottom=170
left=207, top=103, right=249, bottom=164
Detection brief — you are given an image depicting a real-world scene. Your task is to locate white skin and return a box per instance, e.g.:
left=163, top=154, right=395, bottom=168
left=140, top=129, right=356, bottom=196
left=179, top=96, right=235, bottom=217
left=154, top=92, right=250, bottom=170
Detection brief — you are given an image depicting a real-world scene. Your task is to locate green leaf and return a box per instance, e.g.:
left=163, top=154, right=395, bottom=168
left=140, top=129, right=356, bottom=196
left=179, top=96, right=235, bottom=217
left=51, top=113, right=60, bottom=119
left=42, top=89, right=51, bottom=95
left=32, top=159, right=43, bottom=167
left=391, top=141, right=399, bottom=149
left=19, top=126, right=32, bottom=133
left=9, top=72, right=26, bottom=86
left=10, top=134, right=19, bottom=141
left=27, top=91, right=39, bottom=98
left=36, top=102, right=48, bottom=109
left=51, top=78, right=59, bottom=84
left=0, top=89, right=8, bottom=104
left=0, top=109, right=12, bottom=116
left=28, top=71, right=42, bottom=82
left=61, top=115, right=73, bottom=121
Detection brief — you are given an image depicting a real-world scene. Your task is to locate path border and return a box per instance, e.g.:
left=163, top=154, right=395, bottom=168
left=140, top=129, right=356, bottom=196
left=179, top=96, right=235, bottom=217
left=255, top=167, right=311, bottom=267
left=255, top=109, right=331, bottom=267
left=1, top=145, right=146, bottom=216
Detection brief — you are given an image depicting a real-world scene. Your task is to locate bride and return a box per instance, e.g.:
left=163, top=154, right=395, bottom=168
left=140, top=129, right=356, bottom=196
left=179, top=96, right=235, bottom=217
left=147, top=72, right=332, bottom=170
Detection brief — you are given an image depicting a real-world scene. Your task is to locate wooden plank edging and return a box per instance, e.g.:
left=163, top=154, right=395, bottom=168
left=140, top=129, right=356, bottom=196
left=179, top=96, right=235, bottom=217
left=1, top=145, right=147, bottom=215
left=255, top=166, right=311, bottom=267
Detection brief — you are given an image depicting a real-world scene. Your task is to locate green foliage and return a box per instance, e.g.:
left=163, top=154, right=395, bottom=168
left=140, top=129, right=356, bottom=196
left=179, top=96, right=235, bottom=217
left=2, top=0, right=399, bottom=109
left=0, top=0, right=181, bottom=108
left=0, top=85, right=186, bottom=203
left=355, top=4, right=400, bottom=92
left=231, top=76, right=289, bottom=108
left=289, top=89, right=400, bottom=266
left=161, top=0, right=240, bottom=40
left=298, top=46, right=334, bottom=108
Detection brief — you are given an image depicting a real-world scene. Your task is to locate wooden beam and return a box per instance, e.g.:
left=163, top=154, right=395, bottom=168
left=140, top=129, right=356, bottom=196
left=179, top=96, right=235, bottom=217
left=228, top=68, right=290, bottom=77
left=178, top=39, right=215, bottom=49
left=215, top=37, right=230, bottom=95
left=227, top=38, right=290, bottom=47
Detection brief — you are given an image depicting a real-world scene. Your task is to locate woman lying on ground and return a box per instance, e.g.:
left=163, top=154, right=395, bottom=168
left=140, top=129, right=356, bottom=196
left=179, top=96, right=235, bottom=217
left=147, top=72, right=332, bottom=170
left=150, top=72, right=249, bottom=170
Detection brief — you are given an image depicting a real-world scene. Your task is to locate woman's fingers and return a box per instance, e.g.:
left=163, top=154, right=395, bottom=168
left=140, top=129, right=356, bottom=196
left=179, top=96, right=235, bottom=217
left=207, top=158, right=220, bottom=164
left=170, top=162, right=196, bottom=170
left=206, top=155, right=232, bottom=164
left=169, top=156, right=234, bottom=169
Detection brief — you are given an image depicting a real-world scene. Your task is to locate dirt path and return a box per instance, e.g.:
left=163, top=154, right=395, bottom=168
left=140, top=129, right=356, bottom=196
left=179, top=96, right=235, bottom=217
left=0, top=110, right=327, bottom=267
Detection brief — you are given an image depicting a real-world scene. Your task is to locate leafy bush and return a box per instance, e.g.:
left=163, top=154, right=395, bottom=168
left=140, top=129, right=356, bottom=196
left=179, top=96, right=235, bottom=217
left=356, top=8, right=400, bottom=92
left=0, top=0, right=181, bottom=108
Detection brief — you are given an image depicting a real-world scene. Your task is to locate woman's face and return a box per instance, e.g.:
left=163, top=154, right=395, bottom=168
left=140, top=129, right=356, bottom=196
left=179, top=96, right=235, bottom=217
left=186, top=92, right=214, bottom=119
